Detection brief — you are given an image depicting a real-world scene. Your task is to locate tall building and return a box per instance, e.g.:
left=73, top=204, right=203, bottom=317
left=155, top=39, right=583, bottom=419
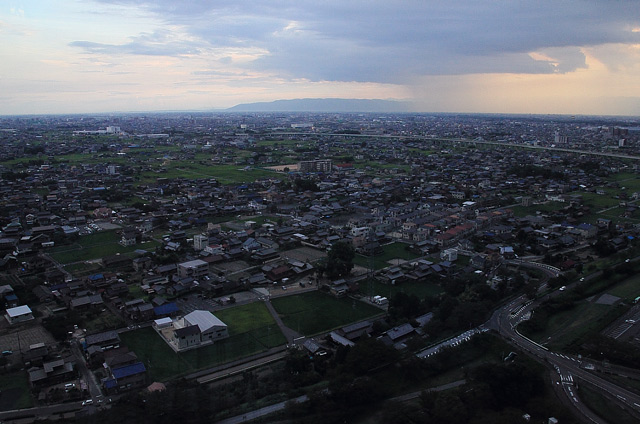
left=298, top=159, right=332, bottom=173
left=554, top=131, right=568, bottom=144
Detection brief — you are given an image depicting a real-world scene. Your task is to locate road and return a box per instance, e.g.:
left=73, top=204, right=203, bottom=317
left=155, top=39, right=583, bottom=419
left=215, top=395, right=308, bottom=424
left=215, top=380, right=468, bottom=424
left=487, top=289, right=640, bottom=423
left=268, top=132, right=640, bottom=161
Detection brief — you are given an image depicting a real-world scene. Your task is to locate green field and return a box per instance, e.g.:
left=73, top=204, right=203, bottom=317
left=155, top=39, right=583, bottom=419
left=215, top=302, right=278, bottom=335
left=578, top=383, right=639, bottom=424
left=0, top=370, right=33, bottom=411
left=49, top=231, right=159, bottom=264
left=366, top=279, right=443, bottom=300
left=608, top=273, right=640, bottom=301
left=120, top=327, right=191, bottom=381
left=353, top=242, right=420, bottom=270
left=120, top=302, right=286, bottom=381
left=271, top=291, right=383, bottom=336
left=139, top=163, right=282, bottom=185
left=524, top=301, right=615, bottom=350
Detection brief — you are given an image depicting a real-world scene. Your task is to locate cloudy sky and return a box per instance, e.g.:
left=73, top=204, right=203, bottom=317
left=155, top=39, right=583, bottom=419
left=2, top=0, right=640, bottom=115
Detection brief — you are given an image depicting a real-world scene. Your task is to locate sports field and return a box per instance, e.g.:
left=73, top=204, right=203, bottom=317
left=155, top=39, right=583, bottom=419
left=271, top=291, right=384, bottom=336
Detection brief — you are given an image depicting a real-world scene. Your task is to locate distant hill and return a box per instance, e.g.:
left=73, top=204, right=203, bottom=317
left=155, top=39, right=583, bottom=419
left=226, top=98, right=411, bottom=113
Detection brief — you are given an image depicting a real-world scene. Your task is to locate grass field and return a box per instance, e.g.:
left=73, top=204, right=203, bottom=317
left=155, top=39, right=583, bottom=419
left=139, top=163, right=283, bottom=185
left=353, top=242, right=420, bottom=270
left=608, top=278, right=640, bottom=301
left=49, top=231, right=159, bottom=264
left=366, top=279, right=443, bottom=300
left=215, top=302, right=278, bottom=335
left=271, top=291, right=383, bottom=336
left=120, top=327, right=191, bottom=381
left=526, top=301, right=615, bottom=350
left=578, top=383, right=639, bottom=424
left=120, top=302, right=286, bottom=381
left=0, top=370, right=33, bottom=411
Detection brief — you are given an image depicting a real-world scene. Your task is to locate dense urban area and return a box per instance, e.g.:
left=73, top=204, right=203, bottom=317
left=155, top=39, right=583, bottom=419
left=1, top=112, right=640, bottom=423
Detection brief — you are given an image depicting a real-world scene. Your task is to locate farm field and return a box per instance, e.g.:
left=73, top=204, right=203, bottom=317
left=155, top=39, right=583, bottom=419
left=0, top=370, right=33, bottom=411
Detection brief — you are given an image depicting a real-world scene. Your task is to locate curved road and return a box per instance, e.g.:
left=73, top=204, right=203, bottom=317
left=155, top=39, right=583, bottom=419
left=487, top=290, right=640, bottom=423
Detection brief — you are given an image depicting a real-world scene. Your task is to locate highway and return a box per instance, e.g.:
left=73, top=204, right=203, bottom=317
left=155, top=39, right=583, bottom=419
left=487, top=289, right=640, bottom=423
left=268, top=132, right=640, bottom=161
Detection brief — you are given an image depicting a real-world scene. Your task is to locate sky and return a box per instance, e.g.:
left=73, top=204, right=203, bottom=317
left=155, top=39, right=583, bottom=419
left=1, top=1, right=640, bottom=116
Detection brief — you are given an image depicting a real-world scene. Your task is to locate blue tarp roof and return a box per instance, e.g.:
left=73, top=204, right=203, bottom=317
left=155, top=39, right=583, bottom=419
left=112, top=362, right=146, bottom=379
left=104, top=378, right=117, bottom=389
left=154, top=302, right=179, bottom=316
left=89, top=273, right=104, bottom=280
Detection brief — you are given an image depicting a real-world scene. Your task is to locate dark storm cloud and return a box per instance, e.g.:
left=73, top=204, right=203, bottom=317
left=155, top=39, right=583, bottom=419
left=86, top=1, right=640, bottom=82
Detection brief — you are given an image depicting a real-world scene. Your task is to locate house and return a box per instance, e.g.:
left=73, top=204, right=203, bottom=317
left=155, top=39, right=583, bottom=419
left=84, top=330, right=120, bottom=352
left=28, top=358, right=76, bottom=388
left=251, top=248, right=280, bottom=262
left=5, top=305, right=34, bottom=325
left=120, top=228, right=137, bottom=246
left=132, top=256, right=152, bottom=272
left=440, top=248, right=458, bottom=262
left=103, top=362, right=147, bottom=393
left=380, top=323, right=415, bottom=347
left=23, top=342, right=49, bottom=366
left=328, top=279, right=349, bottom=297
left=339, top=321, right=373, bottom=340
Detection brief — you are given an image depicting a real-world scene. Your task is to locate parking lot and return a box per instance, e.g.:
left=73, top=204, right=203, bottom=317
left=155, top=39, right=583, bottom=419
left=602, top=304, right=640, bottom=341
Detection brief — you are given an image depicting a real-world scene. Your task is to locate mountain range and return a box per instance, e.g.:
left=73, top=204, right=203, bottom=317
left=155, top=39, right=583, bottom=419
left=226, top=98, right=412, bottom=113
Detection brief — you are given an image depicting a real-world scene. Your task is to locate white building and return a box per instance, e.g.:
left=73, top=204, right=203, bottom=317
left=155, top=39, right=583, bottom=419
left=193, top=234, right=208, bottom=251
left=171, top=310, right=229, bottom=350
left=5, top=305, right=34, bottom=325
left=177, top=259, right=209, bottom=279
left=440, top=248, right=458, bottom=262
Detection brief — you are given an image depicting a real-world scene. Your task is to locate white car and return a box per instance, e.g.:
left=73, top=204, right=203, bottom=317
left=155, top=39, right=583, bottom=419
left=82, top=399, right=93, bottom=406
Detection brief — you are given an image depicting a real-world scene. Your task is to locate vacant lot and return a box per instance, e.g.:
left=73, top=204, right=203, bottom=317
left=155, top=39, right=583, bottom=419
left=367, top=279, right=443, bottom=300
left=271, top=291, right=383, bottom=336
left=282, top=246, right=327, bottom=263
left=120, top=302, right=285, bottom=381
left=353, top=242, right=420, bottom=270
left=49, top=230, right=159, bottom=264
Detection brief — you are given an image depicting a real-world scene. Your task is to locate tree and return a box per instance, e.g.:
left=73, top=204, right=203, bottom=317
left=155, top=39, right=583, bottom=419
left=325, top=241, right=355, bottom=280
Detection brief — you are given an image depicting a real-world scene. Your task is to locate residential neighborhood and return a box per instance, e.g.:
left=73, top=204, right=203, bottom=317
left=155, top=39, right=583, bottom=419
left=1, top=112, right=640, bottom=423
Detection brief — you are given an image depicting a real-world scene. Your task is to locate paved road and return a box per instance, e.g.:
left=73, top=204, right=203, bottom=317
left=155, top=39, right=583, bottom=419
left=215, top=395, right=308, bottom=424
left=0, top=401, right=84, bottom=422
left=263, top=299, right=302, bottom=344
left=216, top=380, right=468, bottom=424
left=488, top=289, right=640, bottom=423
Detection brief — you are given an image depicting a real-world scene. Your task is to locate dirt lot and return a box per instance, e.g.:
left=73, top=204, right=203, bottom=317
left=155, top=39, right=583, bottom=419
left=282, top=246, right=327, bottom=263
left=0, top=323, right=55, bottom=362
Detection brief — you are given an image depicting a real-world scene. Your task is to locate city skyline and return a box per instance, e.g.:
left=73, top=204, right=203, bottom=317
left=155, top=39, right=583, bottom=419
left=2, top=1, right=640, bottom=116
